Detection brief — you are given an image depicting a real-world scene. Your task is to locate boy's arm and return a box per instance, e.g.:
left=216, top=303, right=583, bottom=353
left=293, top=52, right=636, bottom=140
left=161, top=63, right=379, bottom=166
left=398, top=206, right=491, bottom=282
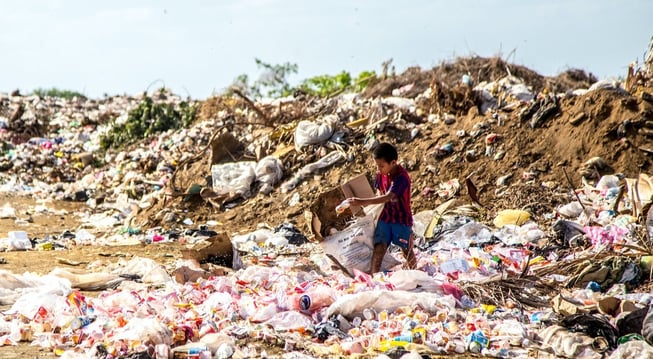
left=348, top=174, right=408, bottom=207
left=348, top=192, right=396, bottom=207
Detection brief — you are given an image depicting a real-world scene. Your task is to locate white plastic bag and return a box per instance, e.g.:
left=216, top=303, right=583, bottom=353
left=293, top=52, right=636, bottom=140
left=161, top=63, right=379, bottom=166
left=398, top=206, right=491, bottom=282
left=326, top=290, right=456, bottom=319
left=538, top=325, right=601, bottom=359
left=608, top=340, right=653, bottom=359
left=0, top=271, right=71, bottom=306
left=255, top=156, right=283, bottom=186
left=114, top=317, right=173, bottom=345
left=8, top=231, right=31, bottom=250
left=112, top=257, right=173, bottom=285
left=386, top=270, right=443, bottom=293
left=231, top=229, right=275, bottom=251
left=0, top=204, right=16, bottom=219
left=211, top=162, right=256, bottom=197
left=294, top=115, right=337, bottom=150
left=264, top=311, right=312, bottom=331
left=320, top=215, right=401, bottom=276
left=381, top=97, right=415, bottom=110
left=281, top=151, right=345, bottom=192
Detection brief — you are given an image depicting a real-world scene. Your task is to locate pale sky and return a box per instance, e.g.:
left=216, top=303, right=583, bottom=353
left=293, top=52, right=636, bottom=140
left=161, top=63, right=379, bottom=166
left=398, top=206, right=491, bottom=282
left=1, top=0, right=652, bottom=98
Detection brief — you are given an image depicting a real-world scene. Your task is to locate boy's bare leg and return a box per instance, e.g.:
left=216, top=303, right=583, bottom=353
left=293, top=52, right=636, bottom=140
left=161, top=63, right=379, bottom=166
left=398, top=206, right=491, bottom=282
left=402, top=234, right=417, bottom=270
left=370, top=243, right=387, bottom=274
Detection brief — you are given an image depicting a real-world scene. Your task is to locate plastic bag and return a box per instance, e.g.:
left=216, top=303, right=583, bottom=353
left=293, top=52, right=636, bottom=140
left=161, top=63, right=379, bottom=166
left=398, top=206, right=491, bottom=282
left=264, top=311, right=312, bottom=331
left=201, top=292, right=234, bottom=313
left=608, top=340, right=653, bottom=359
left=0, top=271, right=71, bottom=306
left=538, top=325, right=602, bottom=359
left=294, top=115, right=337, bottom=150
left=320, top=215, right=401, bottom=275
left=211, top=162, right=256, bottom=197
left=255, top=156, right=283, bottom=187
left=493, top=209, right=531, bottom=227
left=381, top=97, right=415, bottom=110
left=281, top=151, right=345, bottom=193
left=326, top=290, right=456, bottom=320
left=114, top=317, right=173, bottom=345
left=8, top=231, right=31, bottom=250
left=112, top=257, right=172, bottom=285
left=231, top=229, right=275, bottom=250
left=8, top=292, right=68, bottom=319
left=441, top=221, right=493, bottom=248
left=386, top=270, right=443, bottom=293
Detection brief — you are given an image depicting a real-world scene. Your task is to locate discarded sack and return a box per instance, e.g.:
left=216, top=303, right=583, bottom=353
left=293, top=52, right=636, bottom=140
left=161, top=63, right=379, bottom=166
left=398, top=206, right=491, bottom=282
left=320, top=214, right=401, bottom=276
left=294, top=115, right=337, bottom=151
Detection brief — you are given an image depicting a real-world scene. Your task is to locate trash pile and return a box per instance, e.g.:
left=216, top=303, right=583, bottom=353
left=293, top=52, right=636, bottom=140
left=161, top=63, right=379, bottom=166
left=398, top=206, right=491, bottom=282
left=0, top=44, right=652, bottom=358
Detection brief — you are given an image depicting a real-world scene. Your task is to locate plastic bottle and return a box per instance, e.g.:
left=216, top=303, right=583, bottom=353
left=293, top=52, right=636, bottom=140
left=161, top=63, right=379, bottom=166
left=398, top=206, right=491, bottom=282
left=293, top=287, right=336, bottom=313
left=71, top=316, right=96, bottom=330
left=466, top=330, right=489, bottom=351
left=335, top=200, right=351, bottom=214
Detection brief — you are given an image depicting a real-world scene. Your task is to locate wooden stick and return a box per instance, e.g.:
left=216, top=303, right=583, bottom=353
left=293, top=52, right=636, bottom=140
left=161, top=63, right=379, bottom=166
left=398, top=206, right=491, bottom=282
left=562, top=167, right=588, bottom=213
left=231, top=88, right=270, bottom=125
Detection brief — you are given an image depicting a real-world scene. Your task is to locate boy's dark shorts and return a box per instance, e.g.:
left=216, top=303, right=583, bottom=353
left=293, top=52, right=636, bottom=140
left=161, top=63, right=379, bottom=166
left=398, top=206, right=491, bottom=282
left=374, top=220, right=412, bottom=250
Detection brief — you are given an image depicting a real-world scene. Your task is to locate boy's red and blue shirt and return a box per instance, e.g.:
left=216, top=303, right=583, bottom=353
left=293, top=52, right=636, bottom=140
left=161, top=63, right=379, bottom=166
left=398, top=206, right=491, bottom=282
left=374, top=165, right=413, bottom=226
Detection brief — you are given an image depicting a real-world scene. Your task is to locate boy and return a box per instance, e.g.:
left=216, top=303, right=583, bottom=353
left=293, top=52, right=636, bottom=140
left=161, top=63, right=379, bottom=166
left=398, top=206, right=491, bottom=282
left=347, top=142, right=416, bottom=274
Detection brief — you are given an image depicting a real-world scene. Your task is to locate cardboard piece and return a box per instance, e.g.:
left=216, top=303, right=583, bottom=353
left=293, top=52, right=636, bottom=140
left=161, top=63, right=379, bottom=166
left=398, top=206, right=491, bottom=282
left=310, top=174, right=375, bottom=240
left=181, top=233, right=234, bottom=268
left=625, top=173, right=653, bottom=217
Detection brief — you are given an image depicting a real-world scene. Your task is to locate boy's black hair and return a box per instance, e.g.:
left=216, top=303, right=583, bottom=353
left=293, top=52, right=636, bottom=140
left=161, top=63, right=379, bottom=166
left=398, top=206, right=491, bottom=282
left=373, top=142, right=398, bottom=162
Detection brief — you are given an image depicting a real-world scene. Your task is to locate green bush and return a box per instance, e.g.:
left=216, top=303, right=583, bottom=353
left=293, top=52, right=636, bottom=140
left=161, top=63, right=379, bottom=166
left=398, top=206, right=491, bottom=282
left=299, top=70, right=377, bottom=97
left=100, top=96, right=197, bottom=150
left=299, top=71, right=352, bottom=97
left=32, top=87, right=86, bottom=99
left=352, top=71, right=377, bottom=92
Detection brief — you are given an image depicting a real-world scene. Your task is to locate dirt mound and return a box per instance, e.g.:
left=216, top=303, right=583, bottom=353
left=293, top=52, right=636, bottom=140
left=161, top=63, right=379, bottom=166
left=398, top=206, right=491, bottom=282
left=133, top=80, right=653, bottom=238
left=548, top=68, right=598, bottom=93
left=363, top=56, right=598, bottom=99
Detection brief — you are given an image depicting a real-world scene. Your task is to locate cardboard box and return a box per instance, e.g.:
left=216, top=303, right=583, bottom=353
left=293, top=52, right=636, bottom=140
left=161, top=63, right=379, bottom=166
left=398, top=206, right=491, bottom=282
left=309, top=174, right=375, bottom=241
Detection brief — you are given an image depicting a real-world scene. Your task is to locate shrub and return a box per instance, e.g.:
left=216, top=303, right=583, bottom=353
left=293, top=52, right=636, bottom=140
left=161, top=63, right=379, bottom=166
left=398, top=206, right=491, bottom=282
left=100, top=96, right=197, bottom=150
left=32, top=88, right=86, bottom=99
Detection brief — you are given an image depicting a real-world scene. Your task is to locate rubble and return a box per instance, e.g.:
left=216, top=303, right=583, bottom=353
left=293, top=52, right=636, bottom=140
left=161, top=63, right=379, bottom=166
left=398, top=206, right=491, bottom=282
left=0, top=45, right=652, bottom=358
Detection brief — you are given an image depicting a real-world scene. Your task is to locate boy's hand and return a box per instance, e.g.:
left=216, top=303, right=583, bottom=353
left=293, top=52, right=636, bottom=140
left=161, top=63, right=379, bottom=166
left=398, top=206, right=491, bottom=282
left=347, top=198, right=362, bottom=206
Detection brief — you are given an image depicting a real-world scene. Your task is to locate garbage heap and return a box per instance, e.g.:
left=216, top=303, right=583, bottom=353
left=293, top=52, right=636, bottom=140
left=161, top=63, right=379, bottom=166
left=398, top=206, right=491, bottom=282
left=0, top=50, right=652, bottom=358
